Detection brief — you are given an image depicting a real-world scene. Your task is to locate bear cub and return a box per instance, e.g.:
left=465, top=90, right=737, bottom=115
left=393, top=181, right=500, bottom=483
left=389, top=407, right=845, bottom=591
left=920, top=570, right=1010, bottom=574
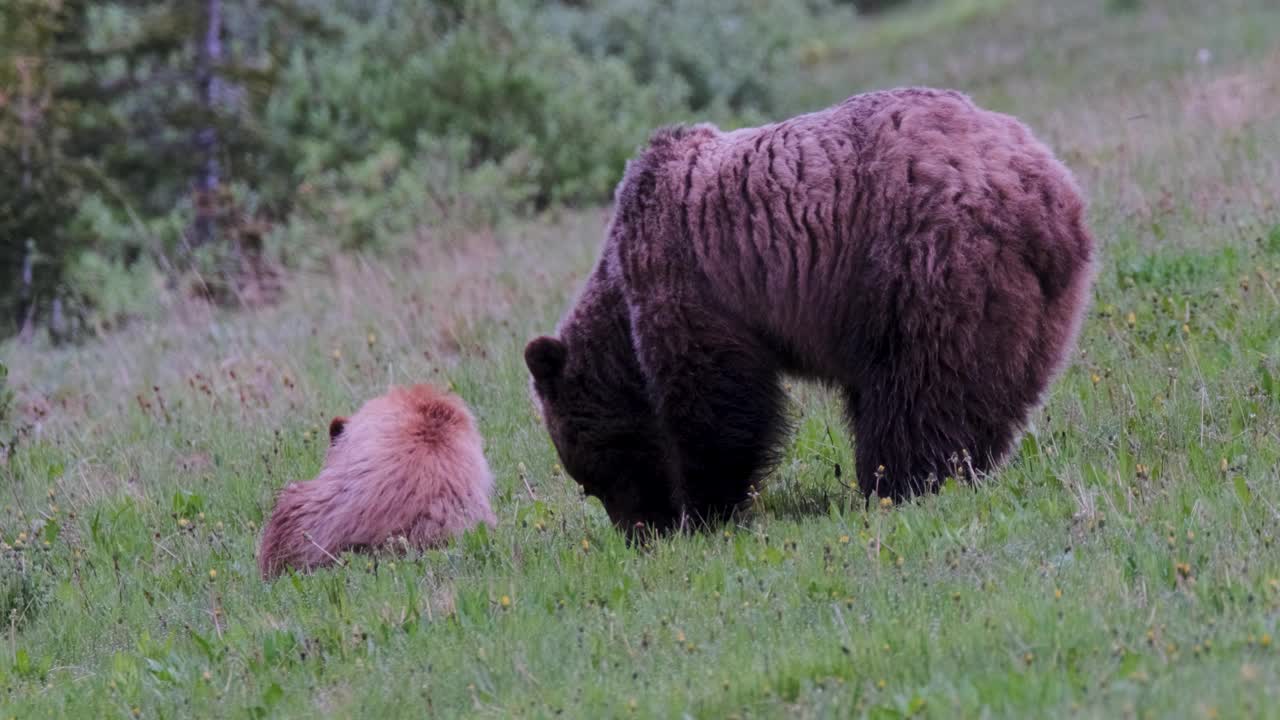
left=258, top=384, right=496, bottom=578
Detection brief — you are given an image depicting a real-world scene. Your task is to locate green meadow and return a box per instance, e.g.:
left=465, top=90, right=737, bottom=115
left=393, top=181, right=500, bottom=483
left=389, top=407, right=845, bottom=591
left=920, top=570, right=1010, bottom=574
left=3, top=0, right=1280, bottom=717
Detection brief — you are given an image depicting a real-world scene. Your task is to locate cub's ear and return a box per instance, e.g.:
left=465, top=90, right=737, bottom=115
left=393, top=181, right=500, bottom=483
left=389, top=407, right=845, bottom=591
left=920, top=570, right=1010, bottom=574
left=328, top=416, right=348, bottom=444
left=524, top=336, right=567, bottom=382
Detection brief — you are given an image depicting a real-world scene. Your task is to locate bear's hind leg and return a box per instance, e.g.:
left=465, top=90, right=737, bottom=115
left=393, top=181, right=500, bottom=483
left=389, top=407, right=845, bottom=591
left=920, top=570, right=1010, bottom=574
left=630, top=302, right=789, bottom=528
left=846, top=384, right=1018, bottom=501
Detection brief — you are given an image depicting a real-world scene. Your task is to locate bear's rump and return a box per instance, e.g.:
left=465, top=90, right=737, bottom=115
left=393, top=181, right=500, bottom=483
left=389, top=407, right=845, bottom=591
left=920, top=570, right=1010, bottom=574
left=704, top=119, right=1085, bottom=387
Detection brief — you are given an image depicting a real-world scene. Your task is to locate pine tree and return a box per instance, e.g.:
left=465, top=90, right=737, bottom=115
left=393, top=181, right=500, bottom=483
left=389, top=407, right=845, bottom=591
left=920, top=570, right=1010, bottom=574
left=0, top=0, right=80, bottom=339
left=0, top=0, right=327, bottom=339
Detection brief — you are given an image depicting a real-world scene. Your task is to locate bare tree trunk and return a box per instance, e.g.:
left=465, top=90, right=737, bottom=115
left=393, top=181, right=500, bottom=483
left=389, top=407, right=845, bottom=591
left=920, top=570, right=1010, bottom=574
left=49, top=295, right=66, bottom=345
left=193, top=0, right=223, bottom=249
left=17, top=241, right=36, bottom=344
left=16, top=58, right=36, bottom=343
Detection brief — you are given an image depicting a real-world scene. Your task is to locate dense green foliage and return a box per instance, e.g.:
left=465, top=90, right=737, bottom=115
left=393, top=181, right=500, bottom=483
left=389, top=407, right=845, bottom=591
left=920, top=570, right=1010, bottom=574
left=1, top=0, right=858, bottom=340
left=2, top=0, right=1279, bottom=716
left=549, top=0, right=834, bottom=115
left=0, top=0, right=329, bottom=336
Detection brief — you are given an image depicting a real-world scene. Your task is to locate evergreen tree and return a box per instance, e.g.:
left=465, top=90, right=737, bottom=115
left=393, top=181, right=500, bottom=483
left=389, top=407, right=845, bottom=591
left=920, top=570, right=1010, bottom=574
left=0, top=0, right=80, bottom=339
left=0, top=0, right=326, bottom=339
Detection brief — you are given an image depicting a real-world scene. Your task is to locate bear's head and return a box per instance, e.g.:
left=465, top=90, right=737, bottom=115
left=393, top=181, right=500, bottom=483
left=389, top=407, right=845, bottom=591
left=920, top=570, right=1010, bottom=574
left=524, top=335, right=679, bottom=536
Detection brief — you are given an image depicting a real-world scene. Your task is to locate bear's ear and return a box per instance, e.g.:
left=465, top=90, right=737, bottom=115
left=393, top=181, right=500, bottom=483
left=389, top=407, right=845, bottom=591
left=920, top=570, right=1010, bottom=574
left=524, top=336, right=567, bottom=382
left=328, top=416, right=348, bottom=445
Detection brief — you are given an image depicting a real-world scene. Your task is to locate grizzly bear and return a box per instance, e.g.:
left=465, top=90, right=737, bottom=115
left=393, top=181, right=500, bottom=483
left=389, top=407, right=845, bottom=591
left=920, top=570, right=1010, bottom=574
left=525, top=87, right=1096, bottom=535
left=258, top=384, right=496, bottom=578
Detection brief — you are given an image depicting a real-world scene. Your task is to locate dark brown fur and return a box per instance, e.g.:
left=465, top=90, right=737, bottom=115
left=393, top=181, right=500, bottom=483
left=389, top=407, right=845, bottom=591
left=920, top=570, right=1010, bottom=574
left=526, top=87, right=1096, bottom=535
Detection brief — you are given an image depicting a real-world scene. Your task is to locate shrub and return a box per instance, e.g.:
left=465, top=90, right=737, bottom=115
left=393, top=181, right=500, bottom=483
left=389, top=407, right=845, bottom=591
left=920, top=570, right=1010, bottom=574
left=271, top=135, right=539, bottom=265
left=266, top=0, right=684, bottom=216
left=833, top=0, right=916, bottom=14
left=550, top=0, right=850, bottom=116
left=1106, top=0, right=1142, bottom=14
left=0, top=549, right=46, bottom=632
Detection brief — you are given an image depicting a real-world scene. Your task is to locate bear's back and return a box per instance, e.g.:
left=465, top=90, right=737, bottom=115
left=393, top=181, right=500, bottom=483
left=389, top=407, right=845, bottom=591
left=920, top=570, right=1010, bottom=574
left=313, top=385, right=494, bottom=547
left=604, top=87, right=1093, bottom=377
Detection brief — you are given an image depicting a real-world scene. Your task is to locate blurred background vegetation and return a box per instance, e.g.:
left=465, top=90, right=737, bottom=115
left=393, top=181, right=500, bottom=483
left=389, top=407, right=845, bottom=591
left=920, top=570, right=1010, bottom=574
left=0, top=0, right=901, bottom=344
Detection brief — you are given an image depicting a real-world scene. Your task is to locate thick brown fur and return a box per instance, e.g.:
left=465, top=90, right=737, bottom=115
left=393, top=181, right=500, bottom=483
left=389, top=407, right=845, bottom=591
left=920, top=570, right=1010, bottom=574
left=258, top=384, right=496, bottom=579
left=525, top=87, right=1097, bottom=536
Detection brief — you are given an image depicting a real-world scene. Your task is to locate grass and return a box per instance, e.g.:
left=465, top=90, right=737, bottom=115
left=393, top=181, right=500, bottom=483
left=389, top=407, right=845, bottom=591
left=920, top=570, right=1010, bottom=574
left=3, top=0, right=1280, bottom=717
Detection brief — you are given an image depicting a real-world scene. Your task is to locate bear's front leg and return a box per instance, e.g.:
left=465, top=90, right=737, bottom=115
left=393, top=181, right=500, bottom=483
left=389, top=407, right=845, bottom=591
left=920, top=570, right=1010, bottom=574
left=628, top=300, right=789, bottom=528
